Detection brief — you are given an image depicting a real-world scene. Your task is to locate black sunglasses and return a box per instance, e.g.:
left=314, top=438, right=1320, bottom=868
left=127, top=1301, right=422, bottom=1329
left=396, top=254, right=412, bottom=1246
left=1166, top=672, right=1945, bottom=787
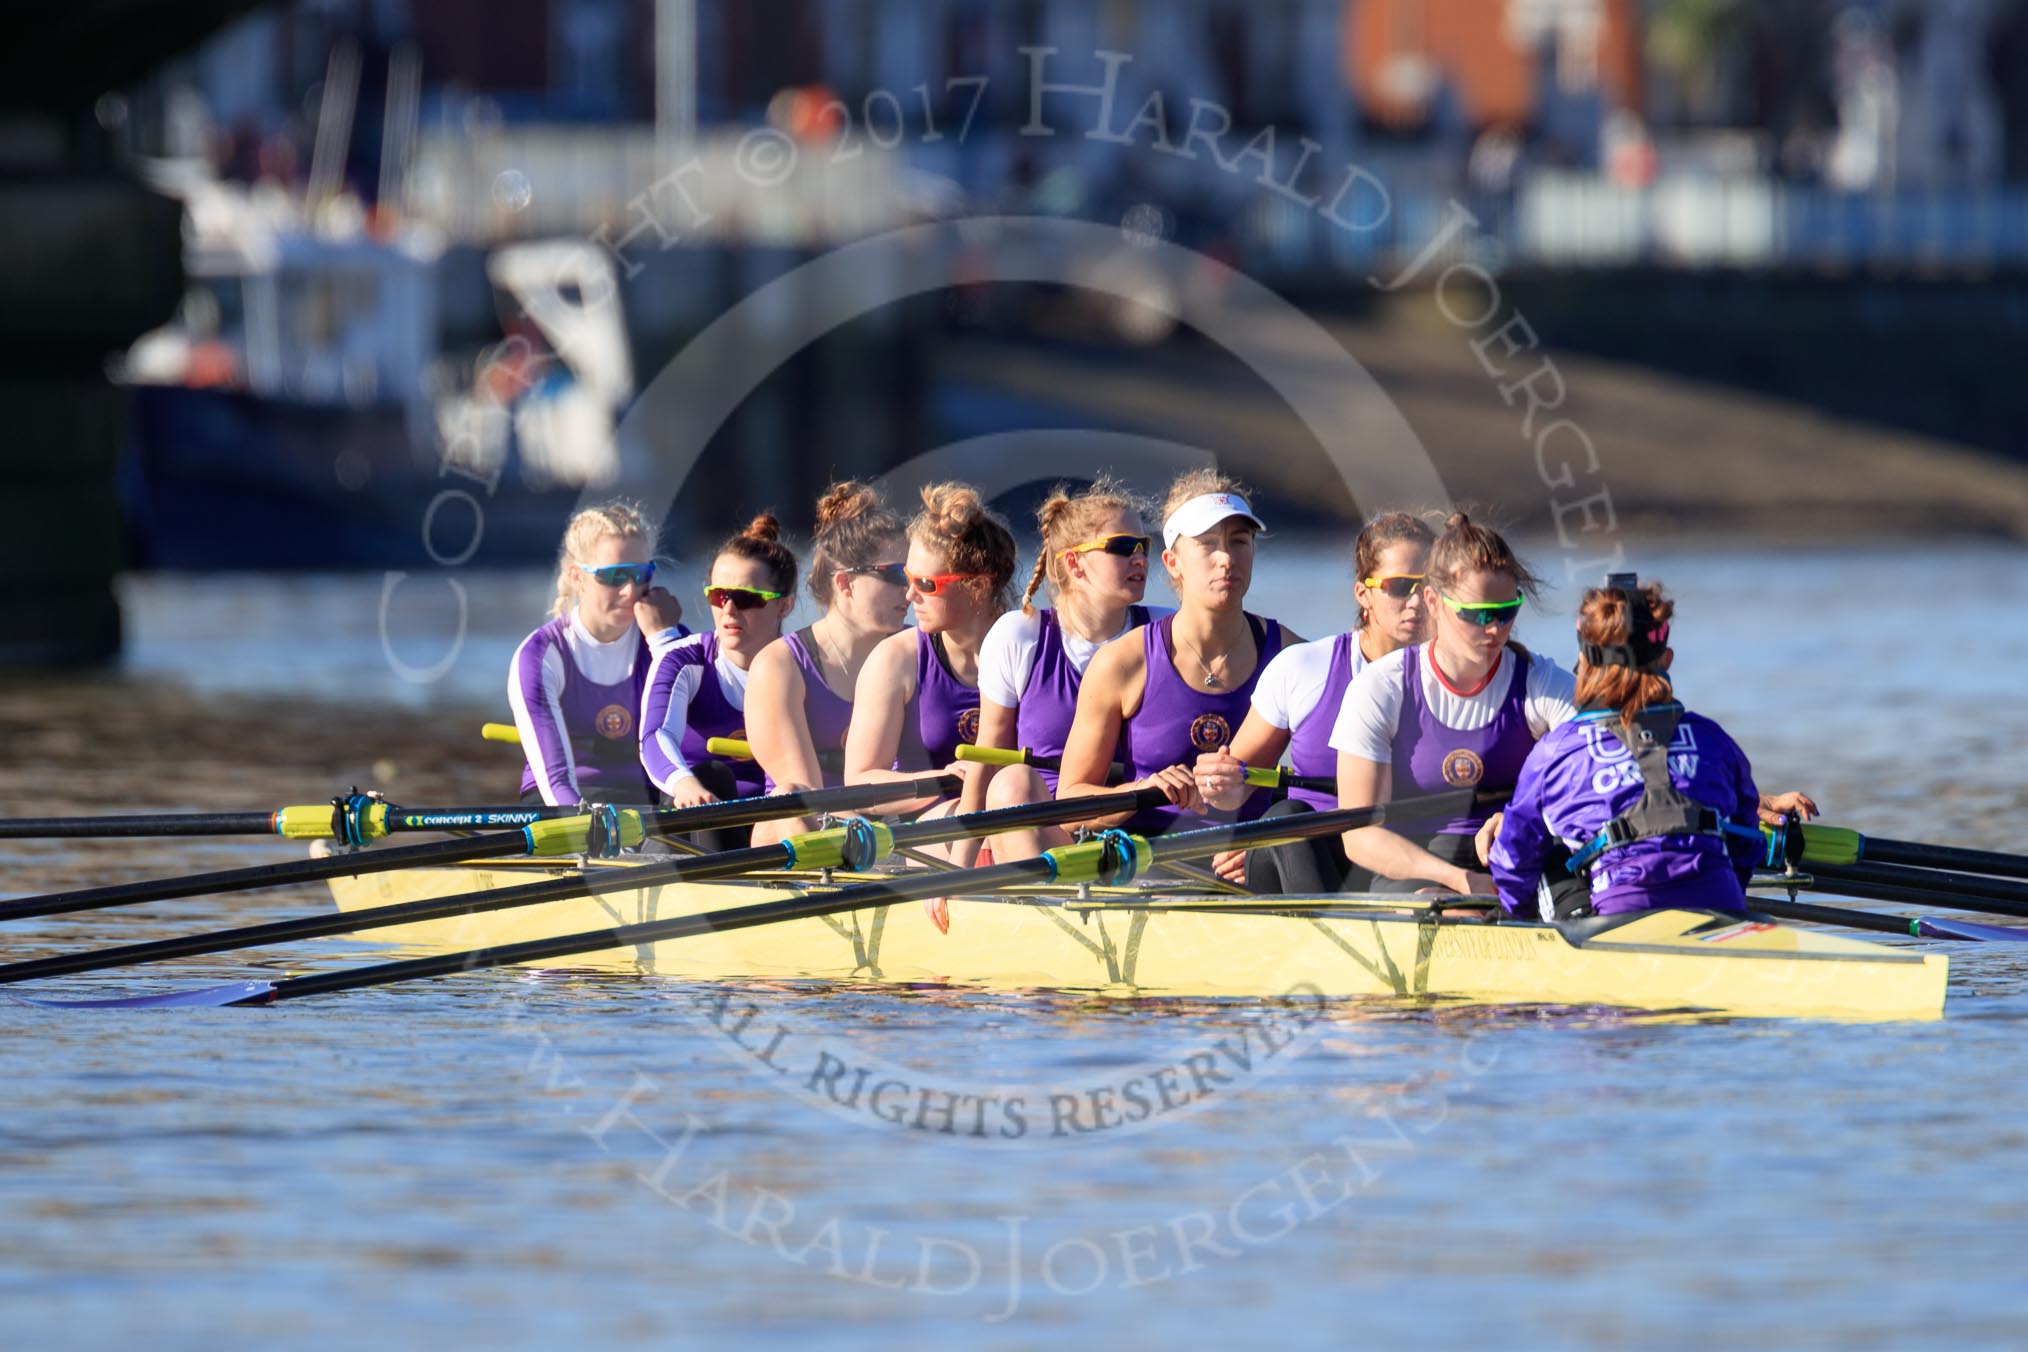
left=844, top=563, right=908, bottom=586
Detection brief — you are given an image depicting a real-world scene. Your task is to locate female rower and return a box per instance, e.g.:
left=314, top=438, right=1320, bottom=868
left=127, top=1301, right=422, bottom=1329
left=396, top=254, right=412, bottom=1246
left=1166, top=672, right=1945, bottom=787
left=959, top=478, right=1162, bottom=862
left=1487, top=579, right=1764, bottom=920
left=744, top=482, right=908, bottom=846
left=1328, top=513, right=1574, bottom=894
left=843, top=482, right=1018, bottom=830
left=509, top=501, right=686, bottom=806
left=1194, top=511, right=1435, bottom=891
left=640, top=514, right=797, bottom=809
left=1058, top=470, right=1300, bottom=838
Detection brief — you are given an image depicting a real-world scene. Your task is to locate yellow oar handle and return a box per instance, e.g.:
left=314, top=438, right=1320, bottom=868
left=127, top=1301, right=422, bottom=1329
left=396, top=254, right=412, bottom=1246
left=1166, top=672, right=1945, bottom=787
left=1242, top=765, right=1284, bottom=789
left=705, top=737, right=756, bottom=761
left=955, top=745, right=1029, bottom=767
left=272, top=802, right=392, bottom=841
left=482, top=722, right=521, bottom=745
left=523, top=810, right=647, bottom=856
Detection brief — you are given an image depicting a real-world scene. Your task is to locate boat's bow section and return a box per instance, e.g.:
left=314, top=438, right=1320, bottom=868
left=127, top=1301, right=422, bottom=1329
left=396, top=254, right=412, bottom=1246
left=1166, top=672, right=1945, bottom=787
left=1549, top=909, right=1949, bottom=1022
left=323, top=863, right=1948, bottom=1021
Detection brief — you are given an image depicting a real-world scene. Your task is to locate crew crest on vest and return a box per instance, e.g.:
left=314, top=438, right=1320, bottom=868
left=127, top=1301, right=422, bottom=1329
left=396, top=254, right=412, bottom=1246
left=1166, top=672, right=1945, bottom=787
left=957, top=707, right=980, bottom=744
left=1190, top=712, right=1233, bottom=752
left=1441, top=747, right=1484, bottom=786
left=595, top=704, right=634, bottom=739
left=1583, top=719, right=1699, bottom=794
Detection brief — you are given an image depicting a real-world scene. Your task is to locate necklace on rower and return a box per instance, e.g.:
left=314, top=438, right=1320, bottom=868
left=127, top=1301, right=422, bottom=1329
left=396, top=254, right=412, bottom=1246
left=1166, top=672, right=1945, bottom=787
left=1174, top=631, right=1234, bottom=688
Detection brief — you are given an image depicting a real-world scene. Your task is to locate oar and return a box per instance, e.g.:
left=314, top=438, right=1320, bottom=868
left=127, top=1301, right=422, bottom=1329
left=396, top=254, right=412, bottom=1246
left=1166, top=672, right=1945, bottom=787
left=0, top=796, right=571, bottom=841
left=1778, top=821, right=2028, bottom=883
left=0, top=777, right=957, bottom=926
left=1751, top=895, right=2028, bottom=943
left=954, top=745, right=1334, bottom=795
left=0, top=786, right=1177, bottom=986
left=482, top=722, right=522, bottom=744
left=36, top=791, right=1468, bottom=1008
left=1771, top=865, right=2028, bottom=922
left=703, top=737, right=844, bottom=770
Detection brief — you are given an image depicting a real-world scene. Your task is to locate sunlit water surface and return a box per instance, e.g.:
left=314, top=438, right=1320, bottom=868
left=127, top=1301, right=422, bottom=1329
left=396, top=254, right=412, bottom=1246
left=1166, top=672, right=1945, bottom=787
left=2, top=542, right=2025, bottom=1349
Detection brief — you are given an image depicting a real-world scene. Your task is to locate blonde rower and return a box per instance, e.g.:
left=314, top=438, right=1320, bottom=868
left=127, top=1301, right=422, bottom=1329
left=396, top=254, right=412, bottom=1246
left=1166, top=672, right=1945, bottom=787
left=508, top=501, right=685, bottom=806
left=961, top=478, right=1163, bottom=862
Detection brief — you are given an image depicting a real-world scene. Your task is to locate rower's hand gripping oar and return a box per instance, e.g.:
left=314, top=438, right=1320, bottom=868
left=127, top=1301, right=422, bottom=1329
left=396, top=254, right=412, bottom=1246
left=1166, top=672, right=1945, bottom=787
left=0, top=784, right=1176, bottom=987
left=952, top=744, right=1333, bottom=795
left=0, top=777, right=958, bottom=926
left=28, top=789, right=1474, bottom=1008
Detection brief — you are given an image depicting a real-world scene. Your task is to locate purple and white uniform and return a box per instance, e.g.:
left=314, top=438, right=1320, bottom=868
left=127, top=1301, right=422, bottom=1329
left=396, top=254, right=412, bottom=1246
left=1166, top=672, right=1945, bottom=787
left=509, top=614, right=684, bottom=805
left=766, top=628, right=856, bottom=792
left=1329, top=643, right=1578, bottom=836
left=1490, top=706, right=1760, bottom=918
left=1117, top=613, right=1285, bottom=834
left=981, top=605, right=1154, bottom=790
left=641, top=631, right=765, bottom=800
left=894, top=631, right=981, bottom=773
left=1251, top=632, right=1365, bottom=812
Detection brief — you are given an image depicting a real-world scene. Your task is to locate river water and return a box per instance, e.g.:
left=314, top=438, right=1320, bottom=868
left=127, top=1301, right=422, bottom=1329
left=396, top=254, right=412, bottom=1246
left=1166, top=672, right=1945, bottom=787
left=3, top=540, right=2026, bottom=1349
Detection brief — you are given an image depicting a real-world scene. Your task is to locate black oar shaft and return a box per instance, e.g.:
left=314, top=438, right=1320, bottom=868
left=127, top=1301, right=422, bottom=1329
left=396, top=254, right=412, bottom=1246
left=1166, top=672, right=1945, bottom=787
left=0, top=805, right=574, bottom=840
left=248, top=858, right=1056, bottom=1002
left=0, top=812, right=283, bottom=839
left=1752, top=897, right=1918, bottom=938
left=0, top=832, right=536, bottom=925
left=1775, top=872, right=2028, bottom=921
left=1811, top=861, right=2028, bottom=913
left=1854, top=839, right=2028, bottom=884
left=0, top=846, right=789, bottom=984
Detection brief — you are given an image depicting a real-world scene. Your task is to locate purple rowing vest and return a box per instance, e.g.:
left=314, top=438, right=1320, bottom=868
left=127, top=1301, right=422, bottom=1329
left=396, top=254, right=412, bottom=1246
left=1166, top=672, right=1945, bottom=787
left=674, top=634, right=765, bottom=798
left=896, top=631, right=981, bottom=772
left=1392, top=644, right=1534, bottom=835
left=1118, top=613, right=1283, bottom=834
left=515, top=615, right=655, bottom=802
left=766, top=629, right=855, bottom=792
left=1017, top=605, right=1150, bottom=791
left=1286, top=632, right=1359, bottom=812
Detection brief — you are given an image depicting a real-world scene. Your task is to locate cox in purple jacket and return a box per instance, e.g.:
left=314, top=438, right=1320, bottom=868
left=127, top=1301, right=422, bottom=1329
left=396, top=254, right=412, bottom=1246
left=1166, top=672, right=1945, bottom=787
left=1489, top=705, right=1762, bottom=918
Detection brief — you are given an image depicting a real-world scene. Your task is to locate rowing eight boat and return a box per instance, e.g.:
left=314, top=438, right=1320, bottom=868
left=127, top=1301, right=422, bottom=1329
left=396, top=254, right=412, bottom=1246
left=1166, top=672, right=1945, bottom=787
left=325, top=859, right=1948, bottom=1021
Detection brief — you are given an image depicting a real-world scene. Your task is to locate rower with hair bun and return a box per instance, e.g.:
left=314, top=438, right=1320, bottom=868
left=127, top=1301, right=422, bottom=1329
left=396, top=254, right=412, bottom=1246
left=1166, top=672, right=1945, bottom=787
left=1488, top=576, right=1768, bottom=920
left=743, top=481, right=909, bottom=846
left=640, top=513, right=798, bottom=817
left=843, top=482, right=1017, bottom=835
left=508, top=500, right=686, bottom=807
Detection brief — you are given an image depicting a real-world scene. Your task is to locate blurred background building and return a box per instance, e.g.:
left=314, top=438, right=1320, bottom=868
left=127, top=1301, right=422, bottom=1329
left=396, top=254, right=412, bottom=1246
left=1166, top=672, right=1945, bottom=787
left=5, top=0, right=2026, bottom=663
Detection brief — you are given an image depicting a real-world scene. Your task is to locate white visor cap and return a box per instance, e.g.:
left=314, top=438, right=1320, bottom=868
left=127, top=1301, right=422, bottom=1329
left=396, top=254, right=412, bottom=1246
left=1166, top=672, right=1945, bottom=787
left=1161, top=492, right=1267, bottom=550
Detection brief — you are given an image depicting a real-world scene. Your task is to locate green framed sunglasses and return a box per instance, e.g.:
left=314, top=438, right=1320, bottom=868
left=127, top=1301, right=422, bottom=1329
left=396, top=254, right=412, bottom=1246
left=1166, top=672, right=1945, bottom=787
left=1439, top=591, right=1525, bottom=627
